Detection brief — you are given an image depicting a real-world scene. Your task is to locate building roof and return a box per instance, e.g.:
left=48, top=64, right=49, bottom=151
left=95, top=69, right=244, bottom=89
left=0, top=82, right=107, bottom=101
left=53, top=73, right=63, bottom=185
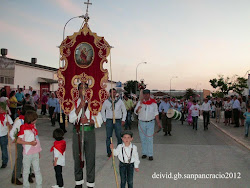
left=0, top=56, right=58, bottom=72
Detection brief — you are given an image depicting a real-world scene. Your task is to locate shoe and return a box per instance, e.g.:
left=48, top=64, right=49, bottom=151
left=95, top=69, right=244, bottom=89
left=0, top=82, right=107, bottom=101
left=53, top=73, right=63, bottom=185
left=51, top=185, right=60, bottom=188
left=149, top=156, right=153, bottom=161
left=168, top=132, right=172, bottom=136
left=1, top=164, right=7, bottom=168
left=164, top=132, right=168, bottom=136
left=30, top=173, right=35, bottom=178
left=28, top=175, right=34, bottom=183
left=11, top=177, right=23, bottom=185
left=75, top=185, right=82, bottom=188
left=142, top=155, right=147, bottom=159
left=107, top=153, right=111, bottom=157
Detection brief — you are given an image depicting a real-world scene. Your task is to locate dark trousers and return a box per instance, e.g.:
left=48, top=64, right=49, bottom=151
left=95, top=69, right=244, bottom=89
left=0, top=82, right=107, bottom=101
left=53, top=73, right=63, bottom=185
left=192, top=116, right=198, bottom=130
left=54, top=165, right=63, bottom=187
left=119, top=162, right=134, bottom=188
left=233, top=109, right=240, bottom=127
left=41, top=104, right=46, bottom=115
left=0, top=135, right=8, bottom=165
left=125, top=111, right=132, bottom=130
left=203, top=111, right=209, bottom=130
left=49, top=107, right=56, bottom=125
left=72, top=128, right=96, bottom=186
left=9, top=107, right=16, bottom=121
left=57, top=113, right=66, bottom=132
left=106, top=119, right=122, bottom=155
left=162, top=114, right=172, bottom=133
left=12, top=144, right=23, bottom=179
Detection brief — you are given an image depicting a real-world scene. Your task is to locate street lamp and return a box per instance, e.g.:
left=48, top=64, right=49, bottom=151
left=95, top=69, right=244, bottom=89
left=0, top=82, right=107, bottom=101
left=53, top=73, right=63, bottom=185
left=170, top=76, right=178, bottom=96
left=135, top=62, right=147, bottom=95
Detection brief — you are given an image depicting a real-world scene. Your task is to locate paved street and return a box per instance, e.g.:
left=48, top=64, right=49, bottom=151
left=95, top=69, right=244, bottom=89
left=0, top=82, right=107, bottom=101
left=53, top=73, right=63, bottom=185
left=1, top=115, right=250, bottom=188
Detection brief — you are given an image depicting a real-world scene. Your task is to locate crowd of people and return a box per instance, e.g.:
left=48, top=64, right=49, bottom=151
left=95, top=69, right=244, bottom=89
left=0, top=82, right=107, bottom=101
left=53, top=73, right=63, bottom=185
left=155, top=94, right=250, bottom=137
left=0, top=85, right=249, bottom=188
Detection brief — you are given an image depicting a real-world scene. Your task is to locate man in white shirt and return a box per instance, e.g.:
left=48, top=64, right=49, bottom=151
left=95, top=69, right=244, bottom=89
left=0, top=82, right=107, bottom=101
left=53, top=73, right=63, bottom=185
left=69, top=83, right=103, bottom=188
left=201, top=98, right=211, bottom=130
left=232, top=95, right=241, bottom=127
left=101, top=88, right=127, bottom=158
left=134, top=89, right=161, bottom=161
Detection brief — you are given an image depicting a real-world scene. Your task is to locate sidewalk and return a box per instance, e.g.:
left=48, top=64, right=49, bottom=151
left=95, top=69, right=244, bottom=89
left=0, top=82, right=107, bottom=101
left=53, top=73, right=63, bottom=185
left=210, top=118, right=250, bottom=150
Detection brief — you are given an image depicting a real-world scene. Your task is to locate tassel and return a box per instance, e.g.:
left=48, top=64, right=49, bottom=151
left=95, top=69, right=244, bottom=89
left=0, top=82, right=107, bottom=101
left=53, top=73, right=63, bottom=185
left=60, top=103, right=63, bottom=123
left=94, top=116, right=99, bottom=128
left=65, top=115, right=68, bottom=127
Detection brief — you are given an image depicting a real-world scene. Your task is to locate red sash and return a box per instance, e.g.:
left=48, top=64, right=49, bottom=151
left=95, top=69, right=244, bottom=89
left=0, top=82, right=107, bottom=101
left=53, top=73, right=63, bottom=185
left=50, top=140, right=66, bottom=155
left=0, top=113, right=6, bottom=126
left=142, top=98, right=156, bottom=105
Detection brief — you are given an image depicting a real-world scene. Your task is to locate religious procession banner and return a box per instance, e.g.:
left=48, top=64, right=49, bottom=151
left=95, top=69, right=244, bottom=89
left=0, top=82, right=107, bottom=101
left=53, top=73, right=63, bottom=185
left=57, top=22, right=110, bottom=117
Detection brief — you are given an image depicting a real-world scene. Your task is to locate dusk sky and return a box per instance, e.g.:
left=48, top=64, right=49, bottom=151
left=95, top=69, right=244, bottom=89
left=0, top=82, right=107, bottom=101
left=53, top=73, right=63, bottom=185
left=1, top=0, right=250, bottom=91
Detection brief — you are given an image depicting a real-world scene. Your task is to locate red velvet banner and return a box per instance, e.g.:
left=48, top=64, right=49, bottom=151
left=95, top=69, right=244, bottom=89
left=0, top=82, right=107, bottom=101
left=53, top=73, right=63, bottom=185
left=57, top=23, right=110, bottom=116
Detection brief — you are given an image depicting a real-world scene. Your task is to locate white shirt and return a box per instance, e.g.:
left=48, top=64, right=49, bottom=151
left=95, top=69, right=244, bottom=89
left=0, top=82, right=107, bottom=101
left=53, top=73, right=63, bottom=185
left=190, top=104, right=200, bottom=117
left=54, top=148, right=65, bottom=166
left=10, top=117, right=24, bottom=140
left=224, top=101, right=232, bottom=111
left=113, top=143, right=140, bottom=168
left=0, top=114, right=13, bottom=137
left=201, top=102, right=211, bottom=112
left=69, top=98, right=103, bottom=128
left=232, top=99, right=241, bottom=110
left=101, top=98, right=127, bottom=122
left=134, top=101, right=159, bottom=121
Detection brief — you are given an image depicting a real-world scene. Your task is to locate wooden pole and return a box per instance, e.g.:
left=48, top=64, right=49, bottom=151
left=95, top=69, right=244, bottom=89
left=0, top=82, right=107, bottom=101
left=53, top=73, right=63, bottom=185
left=7, top=126, right=12, bottom=169
left=14, top=143, right=17, bottom=184
left=109, top=48, right=116, bottom=124
left=110, top=138, right=119, bottom=188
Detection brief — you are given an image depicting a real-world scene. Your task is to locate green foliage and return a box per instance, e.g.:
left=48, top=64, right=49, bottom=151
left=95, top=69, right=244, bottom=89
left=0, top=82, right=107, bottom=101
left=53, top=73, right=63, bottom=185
left=211, top=91, right=224, bottom=98
left=184, top=88, right=195, bottom=99
left=232, top=77, right=248, bottom=96
left=209, top=75, right=248, bottom=97
left=124, top=80, right=138, bottom=94
left=209, top=75, right=234, bottom=97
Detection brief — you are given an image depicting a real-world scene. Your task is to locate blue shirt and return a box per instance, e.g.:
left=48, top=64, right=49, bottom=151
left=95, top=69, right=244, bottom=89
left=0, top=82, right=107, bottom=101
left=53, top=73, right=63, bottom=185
left=54, top=102, right=64, bottom=113
left=47, top=98, right=58, bottom=107
left=15, top=92, right=24, bottom=102
left=243, top=111, right=250, bottom=123
left=232, top=99, right=241, bottom=110
left=159, top=101, right=173, bottom=113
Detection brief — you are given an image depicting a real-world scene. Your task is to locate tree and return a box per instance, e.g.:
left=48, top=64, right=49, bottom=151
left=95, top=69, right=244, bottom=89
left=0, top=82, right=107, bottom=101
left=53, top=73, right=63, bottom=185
left=211, top=91, right=224, bottom=98
left=209, top=75, right=234, bottom=97
left=232, top=77, right=248, bottom=96
left=184, top=88, right=195, bottom=99
left=124, top=80, right=138, bottom=94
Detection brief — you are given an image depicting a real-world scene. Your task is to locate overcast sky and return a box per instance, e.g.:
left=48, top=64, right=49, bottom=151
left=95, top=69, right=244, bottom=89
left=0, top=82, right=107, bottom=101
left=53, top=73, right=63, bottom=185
left=1, top=0, right=250, bottom=90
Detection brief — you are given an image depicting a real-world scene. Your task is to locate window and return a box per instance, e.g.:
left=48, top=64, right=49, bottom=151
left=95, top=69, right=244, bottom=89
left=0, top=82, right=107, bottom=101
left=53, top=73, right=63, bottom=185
left=0, top=77, right=4, bottom=83
left=0, top=76, right=14, bottom=84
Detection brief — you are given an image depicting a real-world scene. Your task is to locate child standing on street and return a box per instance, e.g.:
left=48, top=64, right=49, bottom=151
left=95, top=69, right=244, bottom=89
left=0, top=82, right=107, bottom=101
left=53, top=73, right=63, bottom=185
left=17, top=110, right=42, bottom=188
left=0, top=102, right=13, bottom=168
left=50, top=128, right=66, bottom=188
left=243, top=106, right=250, bottom=137
left=110, top=130, right=140, bottom=188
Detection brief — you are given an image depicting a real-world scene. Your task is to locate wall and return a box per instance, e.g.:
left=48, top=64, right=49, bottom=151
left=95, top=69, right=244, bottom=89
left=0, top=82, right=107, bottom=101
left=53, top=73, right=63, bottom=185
left=14, top=64, right=58, bottom=91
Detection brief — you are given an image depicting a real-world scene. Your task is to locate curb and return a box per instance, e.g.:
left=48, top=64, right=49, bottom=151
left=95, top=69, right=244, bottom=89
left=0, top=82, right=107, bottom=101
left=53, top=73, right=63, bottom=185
left=211, top=121, right=250, bottom=150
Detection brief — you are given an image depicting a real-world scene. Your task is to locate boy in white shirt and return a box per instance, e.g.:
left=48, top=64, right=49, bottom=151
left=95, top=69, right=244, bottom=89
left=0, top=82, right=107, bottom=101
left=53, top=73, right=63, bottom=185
left=0, top=102, right=13, bottom=168
left=189, top=100, right=200, bottom=130
left=110, top=130, right=140, bottom=188
left=50, top=128, right=66, bottom=188
left=17, top=110, right=42, bottom=188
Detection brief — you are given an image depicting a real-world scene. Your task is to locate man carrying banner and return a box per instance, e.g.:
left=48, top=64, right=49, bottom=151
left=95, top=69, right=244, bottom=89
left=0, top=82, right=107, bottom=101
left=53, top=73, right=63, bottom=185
left=69, top=82, right=103, bottom=188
